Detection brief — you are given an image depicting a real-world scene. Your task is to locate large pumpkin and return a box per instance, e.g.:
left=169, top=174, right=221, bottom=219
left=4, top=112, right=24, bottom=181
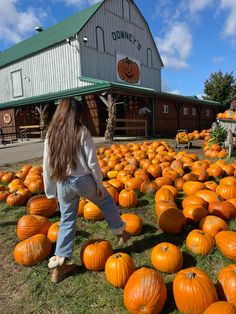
left=80, top=239, right=113, bottom=271
left=14, top=234, right=52, bottom=266
left=208, top=200, right=236, bottom=220
left=123, top=267, right=167, bottom=314
left=215, top=231, right=236, bottom=261
left=173, top=267, right=218, bottom=313
left=105, top=252, right=136, bottom=288
left=151, top=242, right=183, bottom=273
left=17, top=215, right=51, bottom=240
left=27, top=195, right=57, bottom=218
left=117, top=57, right=140, bottom=83
left=217, top=264, right=236, bottom=306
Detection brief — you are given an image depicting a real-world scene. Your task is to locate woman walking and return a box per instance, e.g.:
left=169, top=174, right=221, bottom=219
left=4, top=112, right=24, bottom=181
left=43, top=97, right=129, bottom=283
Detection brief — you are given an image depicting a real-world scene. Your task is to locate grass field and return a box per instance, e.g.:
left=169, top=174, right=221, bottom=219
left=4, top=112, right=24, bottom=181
left=0, top=149, right=236, bottom=314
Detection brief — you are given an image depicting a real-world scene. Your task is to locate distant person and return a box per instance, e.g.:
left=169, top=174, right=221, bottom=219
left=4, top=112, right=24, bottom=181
left=43, top=97, right=129, bottom=283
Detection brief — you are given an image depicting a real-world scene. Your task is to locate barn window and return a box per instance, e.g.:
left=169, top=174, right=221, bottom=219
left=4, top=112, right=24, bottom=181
left=147, top=48, right=152, bottom=68
left=206, top=109, right=210, bottom=117
left=96, top=26, right=105, bottom=52
left=192, top=108, right=196, bottom=116
left=122, top=0, right=130, bottom=20
left=183, top=107, right=188, bottom=115
left=11, top=69, right=23, bottom=98
left=162, top=104, right=169, bottom=114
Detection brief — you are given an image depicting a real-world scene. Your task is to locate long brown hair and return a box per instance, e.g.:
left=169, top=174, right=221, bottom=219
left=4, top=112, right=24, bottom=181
left=46, top=97, right=83, bottom=181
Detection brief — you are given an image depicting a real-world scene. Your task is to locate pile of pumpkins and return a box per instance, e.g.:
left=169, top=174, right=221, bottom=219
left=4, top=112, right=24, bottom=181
left=217, top=110, right=236, bottom=120
left=1, top=140, right=236, bottom=313
left=175, top=129, right=210, bottom=144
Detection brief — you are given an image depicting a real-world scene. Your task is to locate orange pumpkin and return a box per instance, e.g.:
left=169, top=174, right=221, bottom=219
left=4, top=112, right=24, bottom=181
left=199, top=215, right=228, bottom=237
left=217, top=264, right=236, bottom=306
left=186, top=229, right=215, bottom=255
left=80, top=239, right=113, bottom=271
left=151, top=242, right=183, bottom=273
left=173, top=267, right=218, bottom=313
left=17, top=215, right=51, bottom=240
left=215, top=231, right=236, bottom=261
left=121, top=213, right=143, bottom=235
left=27, top=195, right=57, bottom=218
left=118, top=189, right=138, bottom=208
left=123, top=267, right=167, bottom=314
left=117, top=57, right=140, bottom=83
left=14, top=234, right=52, bottom=266
left=105, top=252, right=136, bottom=288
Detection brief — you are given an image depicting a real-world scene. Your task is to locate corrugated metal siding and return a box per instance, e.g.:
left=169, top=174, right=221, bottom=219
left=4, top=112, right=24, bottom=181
left=0, top=43, right=92, bottom=103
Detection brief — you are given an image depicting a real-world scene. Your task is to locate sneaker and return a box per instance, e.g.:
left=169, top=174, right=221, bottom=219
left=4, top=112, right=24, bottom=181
left=51, top=261, right=78, bottom=283
left=117, top=231, right=131, bottom=246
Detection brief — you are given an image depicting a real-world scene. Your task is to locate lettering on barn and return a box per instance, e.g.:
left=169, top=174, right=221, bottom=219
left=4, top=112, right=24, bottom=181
left=111, top=31, right=142, bottom=50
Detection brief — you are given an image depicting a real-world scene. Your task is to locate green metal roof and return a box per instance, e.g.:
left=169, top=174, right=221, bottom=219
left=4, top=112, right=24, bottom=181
left=157, top=91, right=221, bottom=106
left=0, top=78, right=156, bottom=109
left=0, top=1, right=104, bottom=69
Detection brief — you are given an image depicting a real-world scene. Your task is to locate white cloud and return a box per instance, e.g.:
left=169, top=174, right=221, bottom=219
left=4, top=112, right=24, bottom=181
left=213, top=56, right=226, bottom=63
left=63, top=0, right=100, bottom=7
left=0, top=0, right=48, bottom=46
left=155, top=23, right=192, bottom=69
left=219, top=0, right=236, bottom=37
left=187, top=0, right=214, bottom=15
left=161, top=80, right=181, bottom=94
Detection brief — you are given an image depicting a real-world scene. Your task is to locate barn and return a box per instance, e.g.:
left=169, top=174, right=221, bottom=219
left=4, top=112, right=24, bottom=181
left=0, top=0, right=221, bottom=142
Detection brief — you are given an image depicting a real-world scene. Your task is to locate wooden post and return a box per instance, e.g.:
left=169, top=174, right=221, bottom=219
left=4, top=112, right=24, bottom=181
left=100, top=93, right=117, bottom=141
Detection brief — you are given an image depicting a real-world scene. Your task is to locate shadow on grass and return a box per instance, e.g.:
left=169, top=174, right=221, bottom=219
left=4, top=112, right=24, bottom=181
left=182, top=251, right=197, bottom=268
left=162, top=281, right=177, bottom=314
left=117, top=232, right=186, bottom=255
left=142, top=223, right=158, bottom=234
left=137, top=199, right=150, bottom=207
left=0, top=220, right=18, bottom=227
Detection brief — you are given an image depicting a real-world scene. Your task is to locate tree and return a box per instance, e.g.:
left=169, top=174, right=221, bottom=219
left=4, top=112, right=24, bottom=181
left=204, top=70, right=236, bottom=104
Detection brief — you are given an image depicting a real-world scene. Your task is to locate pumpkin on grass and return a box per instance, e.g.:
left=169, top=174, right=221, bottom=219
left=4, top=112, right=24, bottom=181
left=6, top=193, right=25, bottom=206
left=121, top=213, right=143, bottom=235
left=123, top=267, right=167, bottom=314
left=118, top=189, right=138, bottom=208
left=215, top=231, right=236, bottom=261
left=27, top=195, right=57, bottom=217
left=186, top=229, right=215, bottom=255
left=17, top=215, right=51, bottom=240
left=158, top=207, right=186, bottom=234
left=47, top=221, right=60, bottom=243
left=217, top=264, right=236, bottom=306
left=83, top=202, right=104, bottom=220
left=173, top=267, right=218, bottom=313
left=105, top=252, right=136, bottom=288
left=80, top=239, right=113, bottom=271
left=199, top=215, right=228, bottom=237
left=203, top=301, right=236, bottom=314
left=151, top=242, right=183, bottom=273
left=208, top=200, right=236, bottom=220
left=14, top=234, right=52, bottom=266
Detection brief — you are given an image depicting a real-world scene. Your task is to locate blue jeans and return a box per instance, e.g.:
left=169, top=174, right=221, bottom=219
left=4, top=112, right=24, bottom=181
left=55, top=174, right=124, bottom=258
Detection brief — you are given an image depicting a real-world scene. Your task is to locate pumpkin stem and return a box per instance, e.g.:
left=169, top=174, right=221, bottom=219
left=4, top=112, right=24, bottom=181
left=161, top=246, right=169, bottom=252
left=114, top=253, right=122, bottom=258
left=186, top=272, right=196, bottom=279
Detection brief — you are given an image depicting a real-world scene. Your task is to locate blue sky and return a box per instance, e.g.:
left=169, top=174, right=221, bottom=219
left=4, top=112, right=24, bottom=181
left=0, top=0, right=236, bottom=97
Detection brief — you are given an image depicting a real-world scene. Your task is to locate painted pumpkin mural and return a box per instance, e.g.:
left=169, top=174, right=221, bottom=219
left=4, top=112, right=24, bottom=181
left=117, top=57, right=140, bottom=83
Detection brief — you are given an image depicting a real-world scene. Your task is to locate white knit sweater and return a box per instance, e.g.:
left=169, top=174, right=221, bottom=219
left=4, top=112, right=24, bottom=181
left=43, top=125, right=103, bottom=198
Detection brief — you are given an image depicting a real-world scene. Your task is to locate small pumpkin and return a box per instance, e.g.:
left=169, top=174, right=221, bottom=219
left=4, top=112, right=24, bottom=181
left=121, top=213, right=143, bottom=235
left=83, top=202, right=104, bottom=220
left=118, top=189, right=138, bottom=208
left=151, top=242, right=183, bottom=273
left=47, top=221, right=60, bottom=243
left=158, top=207, right=186, bottom=234
left=105, top=252, right=136, bottom=288
left=80, top=239, right=113, bottom=271
left=199, top=215, right=228, bottom=237
left=186, top=229, right=215, bottom=255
